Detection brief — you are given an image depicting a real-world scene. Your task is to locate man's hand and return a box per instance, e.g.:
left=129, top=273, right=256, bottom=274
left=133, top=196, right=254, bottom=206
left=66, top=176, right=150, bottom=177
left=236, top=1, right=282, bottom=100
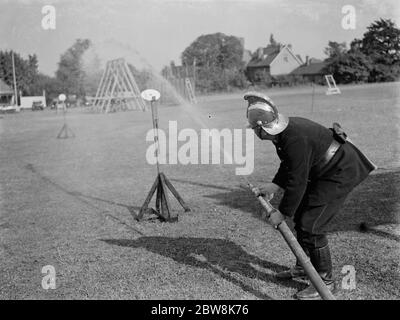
left=258, top=182, right=282, bottom=200
left=252, top=186, right=273, bottom=200
left=268, top=209, right=285, bottom=228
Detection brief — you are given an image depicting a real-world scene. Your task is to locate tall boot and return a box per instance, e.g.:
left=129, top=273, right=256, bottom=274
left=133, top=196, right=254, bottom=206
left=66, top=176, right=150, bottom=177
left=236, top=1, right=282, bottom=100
left=295, top=244, right=337, bottom=300
left=276, top=241, right=309, bottom=280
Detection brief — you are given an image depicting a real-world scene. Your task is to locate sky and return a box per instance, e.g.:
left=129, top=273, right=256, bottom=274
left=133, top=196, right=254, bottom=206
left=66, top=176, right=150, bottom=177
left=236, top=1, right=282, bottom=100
left=0, top=0, right=399, bottom=76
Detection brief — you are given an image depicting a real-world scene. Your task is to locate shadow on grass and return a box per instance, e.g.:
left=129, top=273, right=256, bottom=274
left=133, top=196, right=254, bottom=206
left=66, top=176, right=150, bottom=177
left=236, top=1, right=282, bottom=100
left=201, top=169, right=400, bottom=240
left=327, top=170, right=399, bottom=234
left=102, top=236, right=306, bottom=300
left=170, top=178, right=239, bottom=192
left=69, top=192, right=140, bottom=217
left=24, top=163, right=140, bottom=217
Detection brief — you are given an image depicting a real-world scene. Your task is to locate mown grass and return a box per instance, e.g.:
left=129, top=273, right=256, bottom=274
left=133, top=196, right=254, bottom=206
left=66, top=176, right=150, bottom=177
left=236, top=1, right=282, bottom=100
left=0, top=82, right=399, bottom=300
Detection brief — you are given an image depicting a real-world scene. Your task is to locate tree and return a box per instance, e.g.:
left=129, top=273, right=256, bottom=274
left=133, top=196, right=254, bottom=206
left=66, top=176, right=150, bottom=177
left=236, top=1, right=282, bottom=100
left=324, top=51, right=372, bottom=84
left=268, top=34, right=281, bottom=49
left=324, top=41, right=347, bottom=59
left=0, top=51, right=40, bottom=96
left=323, top=38, right=375, bottom=84
left=55, top=39, right=92, bottom=97
left=361, top=18, right=400, bottom=63
left=30, top=73, right=63, bottom=103
left=182, top=33, right=244, bottom=70
left=180, top=33, right=246, bottom=91
left=360, top=18, right=400, bottom=82
left=324, top=19, right=400, bottom=83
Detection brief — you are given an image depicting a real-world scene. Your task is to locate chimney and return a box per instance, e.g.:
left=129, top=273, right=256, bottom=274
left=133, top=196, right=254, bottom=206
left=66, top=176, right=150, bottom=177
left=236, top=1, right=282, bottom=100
left=305, top=55, right=309, bottom=65
left=257, top=48, right=263, bottom=60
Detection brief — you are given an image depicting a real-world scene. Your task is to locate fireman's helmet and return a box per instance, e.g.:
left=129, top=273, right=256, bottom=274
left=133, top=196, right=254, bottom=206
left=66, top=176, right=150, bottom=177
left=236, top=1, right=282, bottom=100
left=244, top=91, right=288, bottom=135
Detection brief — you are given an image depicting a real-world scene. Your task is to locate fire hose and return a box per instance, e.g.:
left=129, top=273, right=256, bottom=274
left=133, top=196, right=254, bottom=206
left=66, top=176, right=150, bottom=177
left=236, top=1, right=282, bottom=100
left=247, top=182, right=336, bottom=300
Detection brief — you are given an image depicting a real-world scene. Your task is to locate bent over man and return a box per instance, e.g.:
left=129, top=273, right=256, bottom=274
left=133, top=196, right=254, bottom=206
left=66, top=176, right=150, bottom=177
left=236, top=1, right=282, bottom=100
left=244, top=91, right=376, bottom=299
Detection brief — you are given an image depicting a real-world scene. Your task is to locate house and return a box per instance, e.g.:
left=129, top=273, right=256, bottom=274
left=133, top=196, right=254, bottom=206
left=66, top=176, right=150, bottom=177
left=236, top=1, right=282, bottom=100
left=246, top=44, right=303, bottom=83
left=290, top=57, right=328, bottom=84
left=0, top=78, right=14, bottom=106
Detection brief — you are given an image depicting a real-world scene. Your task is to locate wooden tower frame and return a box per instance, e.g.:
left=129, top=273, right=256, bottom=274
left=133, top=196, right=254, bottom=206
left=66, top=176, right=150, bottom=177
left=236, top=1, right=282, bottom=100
left=92, top=58, right=147, bottom=113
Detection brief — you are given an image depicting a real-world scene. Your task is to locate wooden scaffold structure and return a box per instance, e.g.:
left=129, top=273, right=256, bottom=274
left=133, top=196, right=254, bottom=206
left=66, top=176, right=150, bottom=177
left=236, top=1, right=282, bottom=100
left=161, top=61, right=197, bottom=105
left=92, top=58, right=146, bottom=113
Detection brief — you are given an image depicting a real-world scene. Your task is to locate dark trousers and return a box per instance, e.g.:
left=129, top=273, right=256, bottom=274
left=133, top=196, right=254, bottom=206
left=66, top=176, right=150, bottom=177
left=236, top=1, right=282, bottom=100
left=294, top=195, right=347, bottom=249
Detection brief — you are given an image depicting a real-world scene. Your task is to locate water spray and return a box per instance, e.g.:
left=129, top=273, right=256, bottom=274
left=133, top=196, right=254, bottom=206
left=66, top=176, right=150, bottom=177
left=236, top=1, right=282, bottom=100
left=95, top=40, right=335, bottom=299
left=137, top=89, right=190, bottom=222
left=140, top=87, right=334, bottom=299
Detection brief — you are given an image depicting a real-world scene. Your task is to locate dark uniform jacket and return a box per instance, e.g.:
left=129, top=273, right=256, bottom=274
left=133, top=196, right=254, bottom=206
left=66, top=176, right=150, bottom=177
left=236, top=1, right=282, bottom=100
left=271, top=117, right=375, bottom=217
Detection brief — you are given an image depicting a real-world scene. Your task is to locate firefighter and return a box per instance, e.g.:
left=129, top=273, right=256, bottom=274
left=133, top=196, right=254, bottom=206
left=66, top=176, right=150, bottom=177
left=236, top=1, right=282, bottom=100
left=244, top=91, right=376, bottom=299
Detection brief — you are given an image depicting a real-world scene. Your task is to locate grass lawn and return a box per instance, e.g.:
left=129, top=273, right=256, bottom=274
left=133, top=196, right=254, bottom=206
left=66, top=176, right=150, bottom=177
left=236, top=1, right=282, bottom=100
left=0, top=82, right=399, bottom=300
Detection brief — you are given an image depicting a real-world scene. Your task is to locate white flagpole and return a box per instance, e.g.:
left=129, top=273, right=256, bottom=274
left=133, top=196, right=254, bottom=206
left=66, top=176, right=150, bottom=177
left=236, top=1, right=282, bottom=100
left=11, top=51, right=18, bottom=106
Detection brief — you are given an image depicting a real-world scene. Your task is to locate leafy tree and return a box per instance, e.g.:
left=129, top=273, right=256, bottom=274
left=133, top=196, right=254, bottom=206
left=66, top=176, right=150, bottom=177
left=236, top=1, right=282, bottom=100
left=180, top=33, right=246, bottom=91
left=55, top=39, right=91, bottom=97
left=182, top=33, right=244, bottom=70
left=324, top=41, right=347, bottom=59
left=30, top=73, right=63, bottom=103
left=324, top=51, right=371, bottom=84
left=268, top=34, right=281, bottom=49
left=360, top=18, right=400, bottom=81
left=0, top=51, right=40, bottom=96
left=324, top=19, right=400, bottom=83
left=361, top=18, right=400, bottom=63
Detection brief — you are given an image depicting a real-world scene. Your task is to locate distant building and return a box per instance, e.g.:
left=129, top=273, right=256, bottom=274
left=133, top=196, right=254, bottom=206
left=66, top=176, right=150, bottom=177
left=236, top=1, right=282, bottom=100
left=0, top=78, right=14, bottom=105
left=246, top=44, right=303, bottom=83
left=290, top=56, right=328, bottom=84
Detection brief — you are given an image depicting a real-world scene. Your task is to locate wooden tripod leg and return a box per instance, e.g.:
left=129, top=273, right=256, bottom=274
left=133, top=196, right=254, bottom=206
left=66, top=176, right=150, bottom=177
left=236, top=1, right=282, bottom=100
left=154, top=181, right=167, bottom=221
left=137, top=176, right=159, bottom=220
left=155, top=176, right=161, bottom=214
left=162, top=173, right=191, bottom=212
left=151, top=180, right=169, bottom=221
left=159, top=173, right=177, bottom=222
left=57, top=124, right=67, bottom=139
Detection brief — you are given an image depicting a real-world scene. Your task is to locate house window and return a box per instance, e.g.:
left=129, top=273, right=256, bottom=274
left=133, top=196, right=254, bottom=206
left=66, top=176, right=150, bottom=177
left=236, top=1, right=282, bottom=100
left=283, top=55, right=288, bottom=62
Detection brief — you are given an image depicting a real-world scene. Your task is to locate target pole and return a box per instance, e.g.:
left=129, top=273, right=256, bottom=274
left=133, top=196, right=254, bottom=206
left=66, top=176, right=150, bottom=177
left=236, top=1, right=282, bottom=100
left=150, top=96, right=161, bottom=175
left=138, top=89, right=190, bottom=222
left=63, top=102, right=67, bottom=125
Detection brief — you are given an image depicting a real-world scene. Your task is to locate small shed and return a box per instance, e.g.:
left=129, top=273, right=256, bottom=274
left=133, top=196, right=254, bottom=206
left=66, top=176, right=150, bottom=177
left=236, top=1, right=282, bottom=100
left=290, top=60, right=328, bottom=84
left=0, top=78, right=14, bottom=105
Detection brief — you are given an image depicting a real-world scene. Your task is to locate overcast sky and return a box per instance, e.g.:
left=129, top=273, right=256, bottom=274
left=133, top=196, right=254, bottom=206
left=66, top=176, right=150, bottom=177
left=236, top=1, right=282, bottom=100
left=1, top=0, right=399, bottom=76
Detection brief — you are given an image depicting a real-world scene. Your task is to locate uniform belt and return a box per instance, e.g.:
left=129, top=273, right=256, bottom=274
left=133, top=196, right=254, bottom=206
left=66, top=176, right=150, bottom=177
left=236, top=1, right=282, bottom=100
left=316, top=139, right=342, bottom=171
